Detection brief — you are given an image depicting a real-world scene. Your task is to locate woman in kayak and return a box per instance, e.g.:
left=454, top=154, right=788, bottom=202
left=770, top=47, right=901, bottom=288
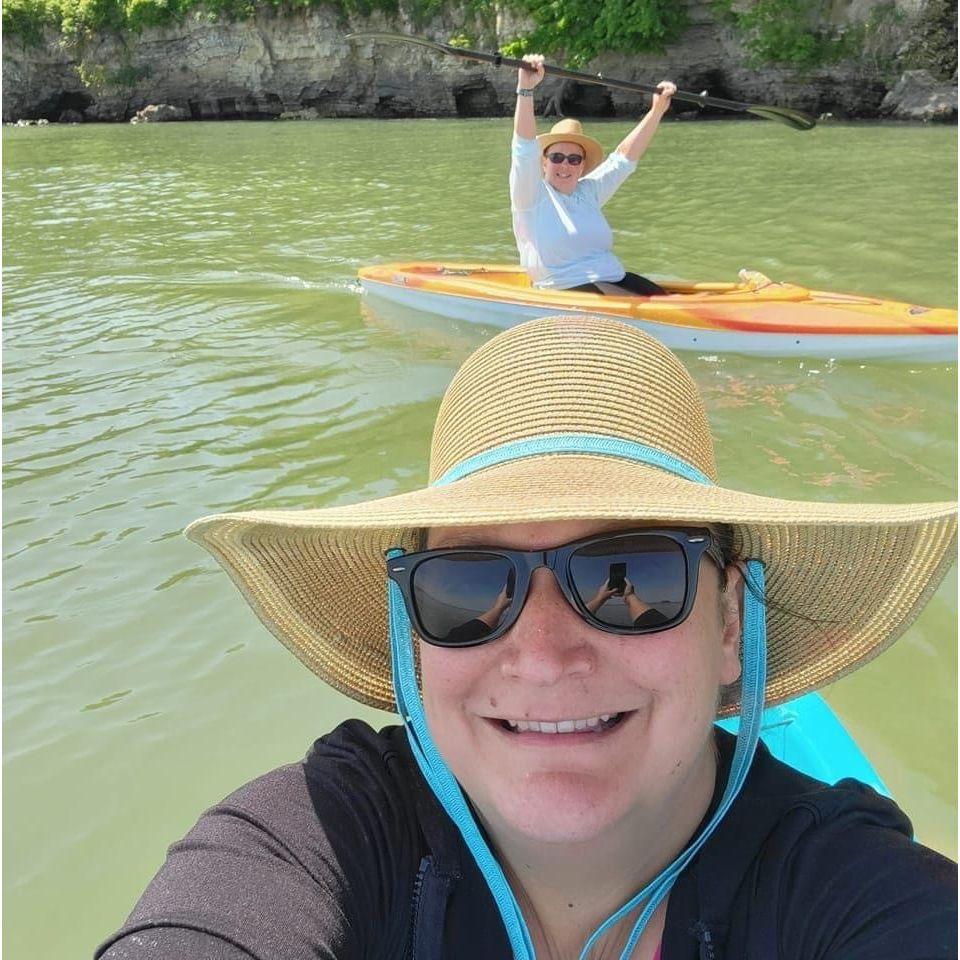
left=511, top=53, right=675, bottom=296
left=97, top=317, right=956, bottom=959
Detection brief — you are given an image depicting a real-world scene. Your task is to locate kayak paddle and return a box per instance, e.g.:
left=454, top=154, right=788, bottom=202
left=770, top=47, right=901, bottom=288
left=345, top=32, right=817, bottom=131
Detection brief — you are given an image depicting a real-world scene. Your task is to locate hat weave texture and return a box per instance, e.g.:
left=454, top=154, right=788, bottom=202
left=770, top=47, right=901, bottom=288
left=187, top=316, right=957, bottom=715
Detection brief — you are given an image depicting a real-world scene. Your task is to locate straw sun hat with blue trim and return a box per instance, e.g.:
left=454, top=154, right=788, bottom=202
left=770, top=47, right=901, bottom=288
left=186, top=316, right=956, bottom=716
left=536, top=119, right=604, bottom=174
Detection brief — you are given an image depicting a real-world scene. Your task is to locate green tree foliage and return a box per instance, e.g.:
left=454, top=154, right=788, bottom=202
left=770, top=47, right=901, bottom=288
left=732, top=0, right=854, bottom=68
left=1, top=0, right=405, bottom=42
left=3, top=0, right=688, bottom=56
left=3, top=0, right=59, bottom=43
left=711, top=0, right=905, bottom=71
left=502, top=0, right=689, bottom=66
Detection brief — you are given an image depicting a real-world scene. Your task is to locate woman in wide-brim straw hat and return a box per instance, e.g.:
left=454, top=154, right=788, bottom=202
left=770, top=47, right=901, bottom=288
left=97, top=317, right=957, bottom=960
left=512, top=53, right=676, bottom=298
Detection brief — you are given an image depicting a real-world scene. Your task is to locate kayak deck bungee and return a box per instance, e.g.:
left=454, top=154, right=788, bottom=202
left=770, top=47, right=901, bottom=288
left=358, top=262, right=957, bottom=360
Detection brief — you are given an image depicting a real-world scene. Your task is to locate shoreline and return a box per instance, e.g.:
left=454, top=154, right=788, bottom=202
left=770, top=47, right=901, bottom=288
left=4, top=6, right=956, bottom=126
left=6, top=111, right=956, bottom=127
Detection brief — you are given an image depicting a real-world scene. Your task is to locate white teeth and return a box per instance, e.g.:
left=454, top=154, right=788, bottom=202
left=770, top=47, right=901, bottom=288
left=505, top=715, right=612, bottom=734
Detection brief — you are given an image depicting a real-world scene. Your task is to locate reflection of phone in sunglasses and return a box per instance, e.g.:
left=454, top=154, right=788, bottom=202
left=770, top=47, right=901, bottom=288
left=505, top=568, right=516, bottom=599
left=606, top=562, right=627, bottom=594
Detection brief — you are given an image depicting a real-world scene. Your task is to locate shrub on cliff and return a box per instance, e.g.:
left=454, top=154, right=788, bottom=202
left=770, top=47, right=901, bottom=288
left=3, top=0, right=60, bottom=44
left=502, top=0, right=689, bottom=65
left=1, top=0, right=421, bottom=41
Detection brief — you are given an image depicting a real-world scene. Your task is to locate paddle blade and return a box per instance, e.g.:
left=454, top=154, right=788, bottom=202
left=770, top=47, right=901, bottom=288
left=746, top=104, right=817, bottom=131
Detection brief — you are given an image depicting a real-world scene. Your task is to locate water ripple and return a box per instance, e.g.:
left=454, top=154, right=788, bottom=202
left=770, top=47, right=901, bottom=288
left=3, top=119, right=957, bottom=959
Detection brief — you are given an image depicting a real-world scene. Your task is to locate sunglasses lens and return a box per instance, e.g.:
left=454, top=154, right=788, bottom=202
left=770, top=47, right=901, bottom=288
left=569, top=535, right=688, bottom=630
left=547, top=152, right=583, bottom=165
left=412, top=554, right=516, bottom=645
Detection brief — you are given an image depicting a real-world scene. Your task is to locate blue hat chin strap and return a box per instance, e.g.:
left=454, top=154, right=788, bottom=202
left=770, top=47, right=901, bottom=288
left=387, top=433, right=767, bottom=960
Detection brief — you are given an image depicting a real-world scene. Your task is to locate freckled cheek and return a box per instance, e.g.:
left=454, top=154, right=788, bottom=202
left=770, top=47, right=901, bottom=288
left=419, top=644, right=494, bottom=721
left=612, top=637, right=677, bottom=693
left=613, top=628, right=716, bottom=699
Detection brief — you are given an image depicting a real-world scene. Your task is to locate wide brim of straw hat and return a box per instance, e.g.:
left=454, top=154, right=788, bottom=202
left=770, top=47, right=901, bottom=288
left=186, top=316, right=956, bottom=718
left=537, top=123, right=604, bottom=175
left=186, top=464, right=957, bottom=719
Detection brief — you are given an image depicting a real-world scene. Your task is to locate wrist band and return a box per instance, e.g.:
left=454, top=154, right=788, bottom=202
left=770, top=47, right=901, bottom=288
left=516, top=87, right=534, bottom=97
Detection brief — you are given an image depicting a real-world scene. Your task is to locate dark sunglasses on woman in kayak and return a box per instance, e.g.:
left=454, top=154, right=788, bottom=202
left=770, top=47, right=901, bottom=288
left=544, top=152, right=585, bottom=166
left=387, top=529, right=726, bottom=647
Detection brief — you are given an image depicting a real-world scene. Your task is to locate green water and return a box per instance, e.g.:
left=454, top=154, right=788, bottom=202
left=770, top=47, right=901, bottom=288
left=3, top=119, right=957, bottom=959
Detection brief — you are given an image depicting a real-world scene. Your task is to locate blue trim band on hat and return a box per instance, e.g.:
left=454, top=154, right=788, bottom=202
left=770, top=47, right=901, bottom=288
left=389, top=434, right=766, bottom=960
left=432, top=433, right=715, bottom=488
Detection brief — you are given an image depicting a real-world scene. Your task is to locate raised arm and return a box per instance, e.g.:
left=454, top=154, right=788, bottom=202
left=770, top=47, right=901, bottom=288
left=615, top=81, right=677, bottom=164
left=514, top=53, right=545, bottom=140
left=510, top=53, right=547, bottom=212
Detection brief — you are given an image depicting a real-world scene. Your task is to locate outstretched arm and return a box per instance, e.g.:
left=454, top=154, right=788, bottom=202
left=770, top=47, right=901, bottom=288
left=477, top=587, right=512, bottom=629
left=615, top=82, right=677, bottom=163
left=585, top=583, right=619, bottom=615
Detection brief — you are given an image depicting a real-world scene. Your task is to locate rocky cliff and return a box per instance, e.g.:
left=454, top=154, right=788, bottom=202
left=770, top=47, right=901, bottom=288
left=3, top=0, right=956, bottom=123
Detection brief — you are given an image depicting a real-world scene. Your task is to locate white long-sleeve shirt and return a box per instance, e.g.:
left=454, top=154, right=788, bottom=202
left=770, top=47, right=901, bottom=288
left=509, top=134, right=637, bottom=289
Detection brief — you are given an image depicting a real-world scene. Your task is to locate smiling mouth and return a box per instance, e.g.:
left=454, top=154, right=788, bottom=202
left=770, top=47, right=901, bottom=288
left=496, top=712, right=629, bottom=735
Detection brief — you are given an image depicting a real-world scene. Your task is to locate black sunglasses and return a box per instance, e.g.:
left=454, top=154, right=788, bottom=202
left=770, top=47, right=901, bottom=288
left=545, top=152, right=584, bottom=166
left=386, top=529, right=724, bottom=648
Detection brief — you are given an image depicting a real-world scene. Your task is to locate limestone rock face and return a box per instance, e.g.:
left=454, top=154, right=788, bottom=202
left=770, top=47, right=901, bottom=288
left=879, top=69, right=958, bottom=121
left=3, top=8, right=519, bottom=122
left=2, top=2, right=956, bottom=124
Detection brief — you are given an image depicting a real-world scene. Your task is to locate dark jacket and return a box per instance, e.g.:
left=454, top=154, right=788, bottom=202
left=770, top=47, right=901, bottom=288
left=96, top=720, right=956, bottom=959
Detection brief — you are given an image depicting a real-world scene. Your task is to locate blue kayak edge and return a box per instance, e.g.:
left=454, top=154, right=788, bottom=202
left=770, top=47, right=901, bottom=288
left=717, top=692, right=891, bottom=798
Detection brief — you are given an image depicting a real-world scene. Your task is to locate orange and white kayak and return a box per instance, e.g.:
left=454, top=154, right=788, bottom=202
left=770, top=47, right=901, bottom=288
left=357, top=262, right=957, bottom=361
